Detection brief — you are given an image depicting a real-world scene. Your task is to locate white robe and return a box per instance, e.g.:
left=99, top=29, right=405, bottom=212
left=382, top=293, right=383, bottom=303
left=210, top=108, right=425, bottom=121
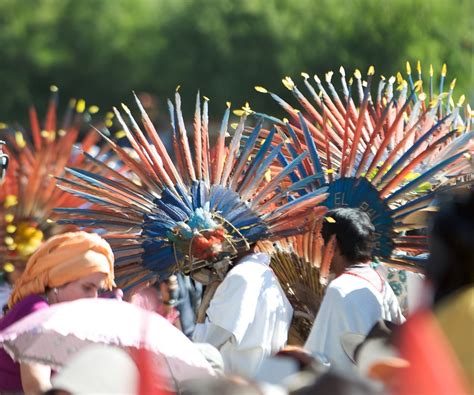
left=305, top=264, right=405, bottom=372
left=193, top=253, right=293, bottom=378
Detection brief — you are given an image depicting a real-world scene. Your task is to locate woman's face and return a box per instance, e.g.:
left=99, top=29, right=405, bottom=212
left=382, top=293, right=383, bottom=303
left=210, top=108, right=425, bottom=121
left=56, top=272, right=107, bottom=303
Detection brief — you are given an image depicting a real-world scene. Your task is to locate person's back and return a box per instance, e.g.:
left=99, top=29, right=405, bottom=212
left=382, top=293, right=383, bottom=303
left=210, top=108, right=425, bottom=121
left=194, top=252, right=293, bottom=378
left=305, top=264, right=403, bottom=370
left=304, top=209, right=404, bottom=371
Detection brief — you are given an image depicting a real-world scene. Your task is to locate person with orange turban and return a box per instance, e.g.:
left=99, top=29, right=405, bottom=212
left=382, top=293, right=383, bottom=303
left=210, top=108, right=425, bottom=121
left=0, top=231, right=115, bottom=394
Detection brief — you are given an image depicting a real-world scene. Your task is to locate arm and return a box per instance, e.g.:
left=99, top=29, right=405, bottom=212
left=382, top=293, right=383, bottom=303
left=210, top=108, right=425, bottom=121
left=20, top=362, right=51, bottom=395
left=193, top=321, right=233, bottom=349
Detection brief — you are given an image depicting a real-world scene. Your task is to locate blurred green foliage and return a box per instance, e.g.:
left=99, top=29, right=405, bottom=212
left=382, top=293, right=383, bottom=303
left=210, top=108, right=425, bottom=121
left=0, top=0, right=472, bottom=123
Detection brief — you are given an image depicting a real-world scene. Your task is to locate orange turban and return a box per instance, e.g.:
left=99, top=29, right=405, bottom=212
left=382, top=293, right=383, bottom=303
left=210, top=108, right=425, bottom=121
left=8, top=231, right=115, bottom=308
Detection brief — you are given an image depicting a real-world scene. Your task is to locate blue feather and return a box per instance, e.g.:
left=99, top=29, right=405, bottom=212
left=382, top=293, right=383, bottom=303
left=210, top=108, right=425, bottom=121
left=386, top=151, right=467, bottom=202
left=378, top=116, right=451, bottom=185
left=298, top=113, right=325, bottom=185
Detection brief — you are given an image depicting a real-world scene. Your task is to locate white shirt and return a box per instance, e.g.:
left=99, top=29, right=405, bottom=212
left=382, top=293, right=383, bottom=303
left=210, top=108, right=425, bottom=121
left=193, top=253, right=293, bottom=378
left=305, top=264, right=405, bottom=372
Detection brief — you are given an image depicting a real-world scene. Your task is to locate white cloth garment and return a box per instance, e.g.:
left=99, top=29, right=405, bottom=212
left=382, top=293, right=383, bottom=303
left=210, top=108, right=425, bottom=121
left=193, top=253, right=293, bottom=378
left=305, top=264, right=405, bottom=372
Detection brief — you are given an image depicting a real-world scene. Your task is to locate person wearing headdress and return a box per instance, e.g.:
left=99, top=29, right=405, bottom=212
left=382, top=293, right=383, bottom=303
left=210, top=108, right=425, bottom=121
left=0, top=231, right=115, bottom=394
left=304, top=209, right=404, bottom=371
left=52, top=91, right=328, bottom=380
left=192, top=248, right=294, bottom=378
left=0, top=92, right=107, bottom=310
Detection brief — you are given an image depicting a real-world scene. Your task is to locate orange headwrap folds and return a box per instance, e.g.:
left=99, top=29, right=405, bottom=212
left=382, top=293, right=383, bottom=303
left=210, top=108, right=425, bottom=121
left=8, top=231, right=115, bottom=308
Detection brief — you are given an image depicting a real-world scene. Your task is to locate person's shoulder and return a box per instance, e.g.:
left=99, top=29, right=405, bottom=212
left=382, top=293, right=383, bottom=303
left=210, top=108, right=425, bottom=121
left=228, top=253, right=270, bottom=275
left=1, top=294, right=48, bottom=329
left=14, top=294, right=49, bottom=315
left=327, top=275, right=359, bottom=296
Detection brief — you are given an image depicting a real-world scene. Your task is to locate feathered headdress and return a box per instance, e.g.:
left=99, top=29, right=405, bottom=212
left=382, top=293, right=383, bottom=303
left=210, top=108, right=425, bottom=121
left=257, top=218, right=336, bottom=345
left=55, top=91, right=328, bottom=294
left=0, top=88, right=108, bottom=274
left=250, top=62, right=473, bottom=270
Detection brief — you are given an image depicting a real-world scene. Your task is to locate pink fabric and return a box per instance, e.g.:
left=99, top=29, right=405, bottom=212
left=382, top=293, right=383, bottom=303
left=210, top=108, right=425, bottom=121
left=0, top=298, right=215, bottom=382
left=0, top=294, right=49, bottom=391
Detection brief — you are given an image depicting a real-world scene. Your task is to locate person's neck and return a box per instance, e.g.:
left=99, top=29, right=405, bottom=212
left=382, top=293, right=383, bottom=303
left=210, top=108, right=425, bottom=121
left=334, top=261, right=370, bottom=276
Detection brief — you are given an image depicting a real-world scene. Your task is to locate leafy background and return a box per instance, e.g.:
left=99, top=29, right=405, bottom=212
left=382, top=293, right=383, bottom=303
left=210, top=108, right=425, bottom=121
left=0, top=0, right=472, bottom=124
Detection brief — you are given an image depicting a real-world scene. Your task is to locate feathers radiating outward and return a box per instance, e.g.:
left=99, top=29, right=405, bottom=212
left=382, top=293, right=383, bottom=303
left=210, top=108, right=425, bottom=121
left=252, top=63, right=473, bottom=270
left=55, top=91, right=328, bottom=294
left=0, top=89, right=110, bottom=273
left=257, top=219, right=335, bottom=345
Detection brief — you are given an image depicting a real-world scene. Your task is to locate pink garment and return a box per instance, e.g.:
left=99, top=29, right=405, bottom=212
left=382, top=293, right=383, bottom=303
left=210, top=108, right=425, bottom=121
left=0, top=294, right=49, bottom=391
left=130, top=287, right=180, bottom=326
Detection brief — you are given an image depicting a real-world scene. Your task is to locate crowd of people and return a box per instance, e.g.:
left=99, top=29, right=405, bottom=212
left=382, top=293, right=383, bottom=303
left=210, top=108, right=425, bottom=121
left=0, top=191, right=472, bottom=394
left=0, top=63, right=472, bottom=394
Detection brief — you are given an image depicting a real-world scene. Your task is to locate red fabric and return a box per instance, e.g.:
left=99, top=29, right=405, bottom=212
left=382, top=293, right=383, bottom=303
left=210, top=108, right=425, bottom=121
left=132, top=312, right=174, bottom=395
left=394, top=310, right=469, bottom=395
left=134, top=348, right=173, bottom=395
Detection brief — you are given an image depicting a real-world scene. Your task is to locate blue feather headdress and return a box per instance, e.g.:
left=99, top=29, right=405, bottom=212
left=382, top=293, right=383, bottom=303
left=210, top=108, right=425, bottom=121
left=55, top=91, right=328, bottom=293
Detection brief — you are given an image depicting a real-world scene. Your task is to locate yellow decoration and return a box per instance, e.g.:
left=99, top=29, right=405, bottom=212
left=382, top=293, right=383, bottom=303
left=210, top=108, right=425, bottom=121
left=88, top=105, right=100, bottom=114
left=114, top=130, right=127, bottom=139
left=264, top=169, right=272, bottom=182
left=254, top=86, right=268, bottom=93
left=406, top=61, right=411, bottom=75
left=353, top=69, right=362, bottom=80
left=3, top=263, right=15, bottom=273
left=4, top=195, right=18, bottom=208
left=441, top=63, right=447, bottom=77
left=15, top=131, right=26, bottom=148
left=6, top=224, right=16, bottom=233
left=76, top=99, right=86, bottom=114
left=325, top=216, right=336, bottom=223
left=282, top=77, right=295, bottom=90
left=368, top=65, right=375, bottom=76
left=5, top=214, right=14, bottom=223
left=404, top=172, right=421, bottom=182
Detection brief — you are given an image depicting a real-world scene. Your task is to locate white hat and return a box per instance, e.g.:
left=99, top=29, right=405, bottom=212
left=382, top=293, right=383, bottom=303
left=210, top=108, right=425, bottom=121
left=52, top=344, right=139, bottom=394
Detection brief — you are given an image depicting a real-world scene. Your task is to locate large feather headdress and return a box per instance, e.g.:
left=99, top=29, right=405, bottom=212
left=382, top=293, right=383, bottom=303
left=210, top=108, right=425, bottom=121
left=0, top=89, right=108, bottom=273
left=55, top=91, right=328, bottom=294
left=251, top=62, right=473, bottom=270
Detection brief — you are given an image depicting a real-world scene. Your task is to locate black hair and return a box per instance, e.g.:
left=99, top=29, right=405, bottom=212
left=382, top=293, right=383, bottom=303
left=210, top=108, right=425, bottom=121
left=427, top=189, right=474, bottom=304
left=322, top=208, right=375, bottom=263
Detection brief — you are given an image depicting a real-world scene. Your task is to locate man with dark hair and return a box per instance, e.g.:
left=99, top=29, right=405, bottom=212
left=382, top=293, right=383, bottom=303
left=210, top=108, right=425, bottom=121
left=305, top=208, right=404, bottom=371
